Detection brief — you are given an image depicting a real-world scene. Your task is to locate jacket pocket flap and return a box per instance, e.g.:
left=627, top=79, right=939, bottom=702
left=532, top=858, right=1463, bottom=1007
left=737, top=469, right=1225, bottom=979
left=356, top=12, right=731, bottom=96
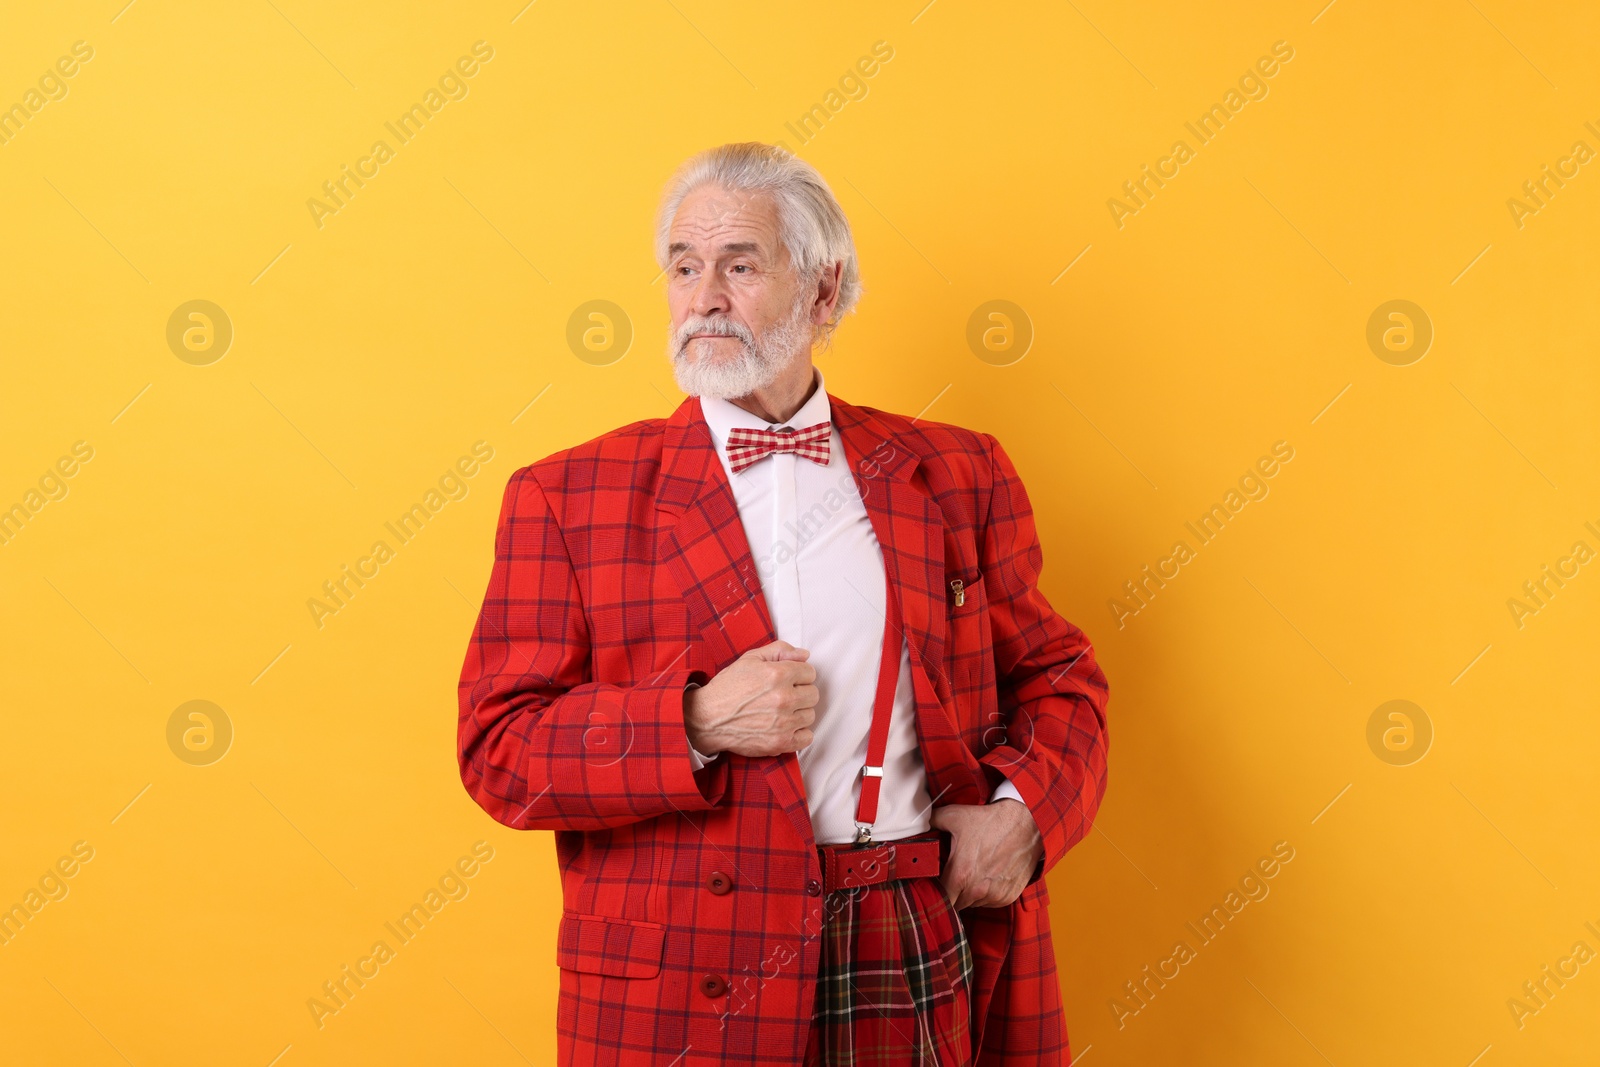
left=556, top=913, right=665, bottom=978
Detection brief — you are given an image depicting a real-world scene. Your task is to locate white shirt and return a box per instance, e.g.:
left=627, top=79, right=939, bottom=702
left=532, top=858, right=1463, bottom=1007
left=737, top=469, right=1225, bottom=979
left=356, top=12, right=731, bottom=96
left=686, top=368, right=1023, bottom=844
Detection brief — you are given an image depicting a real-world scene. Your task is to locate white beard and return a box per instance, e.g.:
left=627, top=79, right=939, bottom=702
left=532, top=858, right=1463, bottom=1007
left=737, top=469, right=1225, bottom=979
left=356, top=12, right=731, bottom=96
left=669, top=294, right=813, bottom=400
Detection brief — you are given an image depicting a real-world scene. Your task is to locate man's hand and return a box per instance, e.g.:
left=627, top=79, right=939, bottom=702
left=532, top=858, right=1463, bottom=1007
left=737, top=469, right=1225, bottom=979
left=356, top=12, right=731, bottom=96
left=684, top=640, right=819, bottom=758
left=931, top=799, right=1043, bottom=911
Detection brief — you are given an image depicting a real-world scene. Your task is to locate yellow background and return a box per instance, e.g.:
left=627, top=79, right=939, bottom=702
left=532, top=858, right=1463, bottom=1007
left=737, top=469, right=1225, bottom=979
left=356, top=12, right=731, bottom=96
left=2, top=1, right=1597, bottom=1063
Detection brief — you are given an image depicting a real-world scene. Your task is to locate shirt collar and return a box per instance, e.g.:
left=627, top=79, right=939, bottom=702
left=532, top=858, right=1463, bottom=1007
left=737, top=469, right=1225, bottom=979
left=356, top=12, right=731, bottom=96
left=699, top=365, right=832, bottom=452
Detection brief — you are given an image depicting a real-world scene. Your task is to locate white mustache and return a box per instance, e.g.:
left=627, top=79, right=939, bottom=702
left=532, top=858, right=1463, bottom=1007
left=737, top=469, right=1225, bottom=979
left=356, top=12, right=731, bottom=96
left=675, top=317, right=753, bottom=353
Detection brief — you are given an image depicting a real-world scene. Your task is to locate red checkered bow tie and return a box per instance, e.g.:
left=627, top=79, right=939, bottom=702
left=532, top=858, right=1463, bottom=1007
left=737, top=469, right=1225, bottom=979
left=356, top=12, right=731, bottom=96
left=724, top=421, right=832, bottom=474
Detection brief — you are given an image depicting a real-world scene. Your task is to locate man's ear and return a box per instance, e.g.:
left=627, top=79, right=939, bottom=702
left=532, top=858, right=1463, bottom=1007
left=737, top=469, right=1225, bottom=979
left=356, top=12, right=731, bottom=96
left=812, top=261, right=844, bottom=322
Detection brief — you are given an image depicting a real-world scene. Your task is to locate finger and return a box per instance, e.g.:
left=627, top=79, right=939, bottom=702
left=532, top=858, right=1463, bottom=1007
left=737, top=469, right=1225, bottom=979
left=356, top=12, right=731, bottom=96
left=791, top=727, right=814, bottom=749
left=776, top=660, right=817, bottom=685
left=789, top=685, right=820, bottom=712
left=939, top=872, right=960, bottom=906
left=747, top=640, right=798, bottom=660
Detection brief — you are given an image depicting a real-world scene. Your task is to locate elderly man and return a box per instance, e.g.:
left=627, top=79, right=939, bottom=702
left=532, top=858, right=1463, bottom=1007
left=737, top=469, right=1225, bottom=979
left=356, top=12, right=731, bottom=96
left=457, top=142, right=1109, bottom=1066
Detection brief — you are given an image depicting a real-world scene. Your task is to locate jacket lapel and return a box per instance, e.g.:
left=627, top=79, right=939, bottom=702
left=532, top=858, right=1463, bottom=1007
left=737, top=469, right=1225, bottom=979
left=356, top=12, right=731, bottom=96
left=656, top=396, right=817, bottom=851
left=829, top=395, right=988, bottom=808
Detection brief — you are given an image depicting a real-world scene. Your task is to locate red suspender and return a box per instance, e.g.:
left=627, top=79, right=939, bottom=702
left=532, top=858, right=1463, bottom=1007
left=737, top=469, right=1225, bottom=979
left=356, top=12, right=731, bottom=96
left=853, top=556, right=902, bottom=843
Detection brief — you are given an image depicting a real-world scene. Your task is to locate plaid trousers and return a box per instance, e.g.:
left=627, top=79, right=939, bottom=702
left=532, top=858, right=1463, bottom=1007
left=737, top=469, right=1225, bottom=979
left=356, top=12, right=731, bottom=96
left=804, top=874, right=976, bottom=1067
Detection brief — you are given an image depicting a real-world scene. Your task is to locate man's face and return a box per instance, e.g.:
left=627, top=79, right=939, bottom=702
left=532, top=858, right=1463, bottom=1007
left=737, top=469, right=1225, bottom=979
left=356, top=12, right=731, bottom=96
left=664, top=184, right=814, bottom=399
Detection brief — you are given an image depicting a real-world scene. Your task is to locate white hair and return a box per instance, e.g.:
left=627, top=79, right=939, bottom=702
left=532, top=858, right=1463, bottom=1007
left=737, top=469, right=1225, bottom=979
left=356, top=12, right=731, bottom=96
left=654, top=142, right=862, bottom=347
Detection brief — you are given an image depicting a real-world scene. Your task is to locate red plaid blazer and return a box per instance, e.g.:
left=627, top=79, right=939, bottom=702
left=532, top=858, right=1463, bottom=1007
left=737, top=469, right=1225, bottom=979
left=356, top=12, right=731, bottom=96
left=457, top=390, right=1110, bottom=1065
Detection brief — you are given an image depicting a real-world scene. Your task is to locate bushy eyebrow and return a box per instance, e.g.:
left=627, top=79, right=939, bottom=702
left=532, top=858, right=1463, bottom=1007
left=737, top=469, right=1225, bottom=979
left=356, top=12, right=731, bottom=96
left=667, top=240, right=763, bottom=258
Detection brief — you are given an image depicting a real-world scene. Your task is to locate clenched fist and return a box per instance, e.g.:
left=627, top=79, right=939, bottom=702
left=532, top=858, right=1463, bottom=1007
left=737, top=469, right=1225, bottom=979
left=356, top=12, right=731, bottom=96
left=684, top=640, right=820, bottom=758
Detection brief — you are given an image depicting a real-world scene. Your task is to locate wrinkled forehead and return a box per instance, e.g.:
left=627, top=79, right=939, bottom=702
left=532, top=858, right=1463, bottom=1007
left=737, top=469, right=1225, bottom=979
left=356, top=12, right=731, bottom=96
left=666, top=184, right=788, bottom=266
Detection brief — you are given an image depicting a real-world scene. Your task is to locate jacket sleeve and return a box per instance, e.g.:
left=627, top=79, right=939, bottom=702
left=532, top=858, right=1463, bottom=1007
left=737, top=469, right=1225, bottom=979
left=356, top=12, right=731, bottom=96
left=457, top=466, right=727, bottom=831
left=974, top=433, right=1110, bottom=874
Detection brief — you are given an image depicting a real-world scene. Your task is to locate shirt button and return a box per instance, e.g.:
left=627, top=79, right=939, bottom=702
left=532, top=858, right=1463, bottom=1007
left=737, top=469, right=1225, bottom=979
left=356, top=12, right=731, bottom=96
left=806, top=879, right=822, bottom=896
left=700, top=973, right=728, bottom=998
left=706, top=871, right=732, bottom=895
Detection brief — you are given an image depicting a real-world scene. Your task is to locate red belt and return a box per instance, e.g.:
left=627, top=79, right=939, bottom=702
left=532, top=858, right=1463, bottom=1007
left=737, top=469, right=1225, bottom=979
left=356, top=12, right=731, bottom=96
left=817, top=832, right=945, bottom=892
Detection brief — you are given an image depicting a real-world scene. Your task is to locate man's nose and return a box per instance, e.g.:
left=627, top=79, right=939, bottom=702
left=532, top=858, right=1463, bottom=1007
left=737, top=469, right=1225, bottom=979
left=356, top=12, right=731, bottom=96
left=688, top=270, right=729, bottom=318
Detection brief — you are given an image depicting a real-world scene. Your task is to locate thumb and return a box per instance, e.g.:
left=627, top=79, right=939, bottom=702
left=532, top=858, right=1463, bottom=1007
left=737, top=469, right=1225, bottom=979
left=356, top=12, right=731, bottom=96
left=929, top=805, right=954, bottom=831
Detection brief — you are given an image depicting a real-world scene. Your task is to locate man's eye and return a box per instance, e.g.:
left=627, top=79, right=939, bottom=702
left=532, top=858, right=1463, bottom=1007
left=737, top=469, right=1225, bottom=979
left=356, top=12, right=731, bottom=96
left=731, top=265, right=751, bottom=274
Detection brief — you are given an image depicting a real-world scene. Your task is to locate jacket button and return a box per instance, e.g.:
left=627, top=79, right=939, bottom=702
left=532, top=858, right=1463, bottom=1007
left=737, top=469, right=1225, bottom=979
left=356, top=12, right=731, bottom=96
left=806, top=879, right=822, bottom=896
left=706, top=871, right=732, bottom=895
left=700, top=973, right=728, bottom=998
